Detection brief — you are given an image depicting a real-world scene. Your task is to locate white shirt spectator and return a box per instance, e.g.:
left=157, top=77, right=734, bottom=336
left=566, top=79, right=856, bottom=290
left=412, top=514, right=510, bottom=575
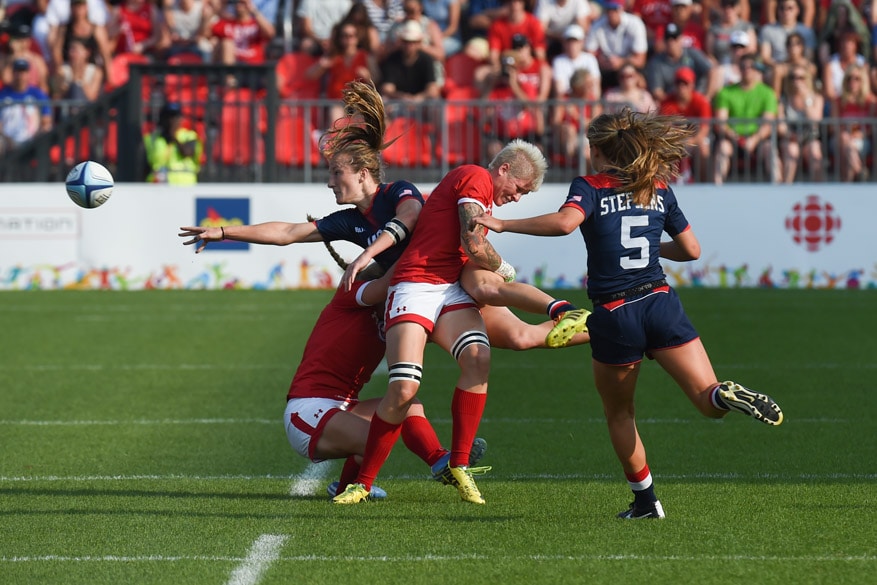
left=584, top=9, right=648, bottom=61
left=45, top=0, right=109, bottom=27
left=538, top=0, right=591, bottom=41
left=296, top=0, right=353, bottom=43
left=552, top=49, right=600, bottom=96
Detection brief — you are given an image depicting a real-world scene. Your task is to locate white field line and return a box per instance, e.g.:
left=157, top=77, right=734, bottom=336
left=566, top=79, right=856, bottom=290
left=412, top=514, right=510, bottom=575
left=225, top=534, right=288, bottom=585
left=288, top=461, right=333, bottom=497
left=0, top=416, right=851, bottom=426
left=1, top=362, right=876, bottom=372
left=1, top=472, right=875, bottom=482
left=0, top=553, right=874, bottom=564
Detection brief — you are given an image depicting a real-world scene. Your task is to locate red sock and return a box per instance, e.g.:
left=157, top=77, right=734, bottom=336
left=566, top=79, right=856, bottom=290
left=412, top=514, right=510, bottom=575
left=401, top=415, right=447, bottom=466
left=337, top=455, right=359, bottom=493
left=357, top=414, right=402, bottom=490
left=450, top=388, right=487, bottom=467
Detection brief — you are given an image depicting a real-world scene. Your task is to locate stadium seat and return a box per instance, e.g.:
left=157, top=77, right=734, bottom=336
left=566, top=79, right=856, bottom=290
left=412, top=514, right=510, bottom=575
left=218, top=88, right=265, bottom=166
left=382, top=117, right=433, bottom=167
left=438, top=86, right=482, bottom=165
left=443, top=52, right=484, bottom=94
left=275, top=52, right=321, bottom=99
left=164, top=53, right=209, bottom=119
left=275, top=105, right=321, bottom=167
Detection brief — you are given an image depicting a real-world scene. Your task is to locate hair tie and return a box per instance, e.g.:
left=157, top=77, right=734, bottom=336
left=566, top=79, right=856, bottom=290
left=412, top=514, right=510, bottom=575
left=617, top=128, right=626, bottom=139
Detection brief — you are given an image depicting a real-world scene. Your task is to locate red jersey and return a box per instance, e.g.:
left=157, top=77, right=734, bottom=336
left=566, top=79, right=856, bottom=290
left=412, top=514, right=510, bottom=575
left=391, top=165, right=494, bottom=285
left=487, top=14, right=546, bottom=54
left=286, top=281, right=385, bottom=401
left=210, top=17, right=269, bottom=64
left=632, top=0, right=673, bottom=36
left=116, top=3, right=156, bottom=54
left=326, top=51, right=370, bottom=99
left=659, top=90, right=712, bottom=120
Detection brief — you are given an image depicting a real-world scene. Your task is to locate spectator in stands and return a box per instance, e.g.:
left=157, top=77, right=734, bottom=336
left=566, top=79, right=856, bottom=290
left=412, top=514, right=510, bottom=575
left=659, top=66, right=713, bottom=181
left=481, top=31, right=551, bottom=157
left=551, top=23, right=600, bottom=98
left=379, top=19, right=441, bottom=104
left=716, top=28, right=748, bottom=87
left=631, top=0, right=673, bottom=50
left=52, top=35, right=102, bottom=100
left=763, top=0, right=814, bottom=27
left=821, top=27, right=867, bottom=101
left=662, top=0, right=706, bottom=52
left=536, top=0, right=591, bottom=61
left=712, top=53, right=781, bottom=184
left=0, top=58, right=52, bottom=154
left=487, top=0, right=546, bottom=69
left=777, top=63, right=823, bottom=182
left=421, top=0, right=462, bottom=57
left=295, top=0, right=352, bottom=56
left=0, top=22, right=49, bottom=93
left=584, top=0, right=648, bottom=90
left=110, top=0, right=163, bottom=58
left=550, top=67, right=601, bottom=164
left=45, top=0, right=112, bottom=77
left=207, top=0, right=274, bottom=67
left=758, top=0, right=816, bottom=78
left=342, top=1, right=381, bottom=54
left=143, top=102, right=203, bottom=184
left=829, top=62, right=876, bottom=182
left=770, top=30, right=816, bottom=95
left=307, top=18, right=377, bottom=121
left=706, top=0, right=757, bottom=67
left=603, top=62, right=657, bottom=113
left=160, top=0, right=211, bottom=60
left=645, top=21, right=716, bottom=102
left=467, top=0, right=505, bottom=40
left=358, top=0, right=405, bottom=45
left=387, top=0, right=445, bottom=64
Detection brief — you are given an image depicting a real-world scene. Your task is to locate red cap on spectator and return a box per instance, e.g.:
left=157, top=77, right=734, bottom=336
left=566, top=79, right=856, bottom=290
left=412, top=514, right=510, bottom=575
left=674, top=67, right=696, bottom=84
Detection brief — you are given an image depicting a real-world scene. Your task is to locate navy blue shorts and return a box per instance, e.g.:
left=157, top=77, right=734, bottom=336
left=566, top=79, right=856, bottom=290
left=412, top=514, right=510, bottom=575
left=588, top=286, right=699, bottom=365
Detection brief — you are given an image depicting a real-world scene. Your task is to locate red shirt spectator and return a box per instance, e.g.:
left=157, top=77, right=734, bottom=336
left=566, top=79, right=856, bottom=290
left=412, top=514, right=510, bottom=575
left=114, top=0, right=161, bottom=55
left=632, top=0, right=673, bottom=45
left=209, top=0, right=275, bottom=65
left=487, top=0, right=546, bottom=66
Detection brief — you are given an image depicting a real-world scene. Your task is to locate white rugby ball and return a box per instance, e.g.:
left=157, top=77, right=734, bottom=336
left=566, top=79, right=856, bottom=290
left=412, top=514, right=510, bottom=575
left=66, top=161, right=114, bottom=209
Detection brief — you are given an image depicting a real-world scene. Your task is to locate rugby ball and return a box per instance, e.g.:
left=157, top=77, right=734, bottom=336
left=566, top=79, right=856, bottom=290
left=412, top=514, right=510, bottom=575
left=66, top=161, right=114, bottom=209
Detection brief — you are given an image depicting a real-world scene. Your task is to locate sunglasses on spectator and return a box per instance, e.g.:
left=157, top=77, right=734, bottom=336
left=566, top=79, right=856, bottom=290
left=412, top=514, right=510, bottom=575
left=792, top=75, right=806, bottom=80
left=674, top=79, right=692, bottom=85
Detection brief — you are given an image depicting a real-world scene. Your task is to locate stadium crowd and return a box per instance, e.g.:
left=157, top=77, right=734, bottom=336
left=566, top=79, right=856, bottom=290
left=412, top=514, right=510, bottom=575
left=0, top=0, right=876, bottom=182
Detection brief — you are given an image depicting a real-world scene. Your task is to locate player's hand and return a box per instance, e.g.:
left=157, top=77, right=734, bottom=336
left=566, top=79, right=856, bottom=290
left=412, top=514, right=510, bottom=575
left=341, top=253, right=371, bottom=291
left=470, top=213, right=504, bottom=233
left=179, top=226, right=220, bottom=253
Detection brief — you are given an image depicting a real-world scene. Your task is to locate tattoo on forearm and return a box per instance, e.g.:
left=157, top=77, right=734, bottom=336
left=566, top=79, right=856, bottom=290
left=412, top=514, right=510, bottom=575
left=459, top=203, right=501, bottom=270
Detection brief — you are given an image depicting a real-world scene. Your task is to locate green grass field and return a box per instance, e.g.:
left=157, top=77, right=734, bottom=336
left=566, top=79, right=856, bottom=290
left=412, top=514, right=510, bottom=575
left=1, top=289, right=875, bottom=585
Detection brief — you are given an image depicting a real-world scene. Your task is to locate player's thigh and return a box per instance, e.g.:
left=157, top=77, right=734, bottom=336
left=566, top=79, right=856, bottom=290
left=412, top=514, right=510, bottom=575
left=314, top=410, right=372, bottom=460
left=481, top=304, right=546, bottom=350
left=651, top=337, right=718, bottom=401
left=430, top=307, right=488, bottom=353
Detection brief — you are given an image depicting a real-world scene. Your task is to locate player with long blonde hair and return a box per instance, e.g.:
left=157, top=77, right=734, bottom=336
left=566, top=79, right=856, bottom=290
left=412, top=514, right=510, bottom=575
left=473, top=109, right=784, bottom=518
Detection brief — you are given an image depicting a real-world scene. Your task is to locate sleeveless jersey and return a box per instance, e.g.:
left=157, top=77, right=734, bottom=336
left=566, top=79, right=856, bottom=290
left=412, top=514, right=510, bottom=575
left=561, top=173, right=690, bottom=298
left=315, top=181, right=424, bottom=270
left=286, top=280, right=385, bottom=401
left=391, top=165, right=493, bottom=285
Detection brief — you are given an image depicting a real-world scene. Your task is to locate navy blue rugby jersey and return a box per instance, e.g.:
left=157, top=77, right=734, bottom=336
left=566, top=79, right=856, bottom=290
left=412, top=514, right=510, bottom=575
left=562, top=173, right=690, bottom=298
left=314, top=181, right=424, bottom=270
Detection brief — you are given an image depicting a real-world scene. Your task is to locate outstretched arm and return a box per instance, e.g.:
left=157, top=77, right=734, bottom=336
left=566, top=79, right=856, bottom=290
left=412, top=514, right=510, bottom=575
left=470, top=206, right=584, bottom=236
left=179, top=221, right=322, bottom=254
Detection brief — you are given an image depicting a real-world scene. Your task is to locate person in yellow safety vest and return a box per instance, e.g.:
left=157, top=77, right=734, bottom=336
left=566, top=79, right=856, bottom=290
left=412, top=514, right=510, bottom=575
left=143, top=102, right=203, bottom=184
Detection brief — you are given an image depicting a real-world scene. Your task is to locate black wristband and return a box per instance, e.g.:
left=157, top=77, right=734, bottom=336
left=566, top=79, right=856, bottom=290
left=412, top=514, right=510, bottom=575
left=221, top=226, right=226, bottom=240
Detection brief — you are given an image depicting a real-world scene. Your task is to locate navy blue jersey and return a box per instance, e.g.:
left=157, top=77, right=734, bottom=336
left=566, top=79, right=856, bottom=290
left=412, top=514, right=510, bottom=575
left=314, top=181, right=424, bottom=270
left=562, top=173, right=690, bottom=298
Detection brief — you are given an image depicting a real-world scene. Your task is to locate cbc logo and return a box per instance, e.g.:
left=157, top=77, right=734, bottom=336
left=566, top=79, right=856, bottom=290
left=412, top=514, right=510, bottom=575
left=785, top=194, right=841, bottom=252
